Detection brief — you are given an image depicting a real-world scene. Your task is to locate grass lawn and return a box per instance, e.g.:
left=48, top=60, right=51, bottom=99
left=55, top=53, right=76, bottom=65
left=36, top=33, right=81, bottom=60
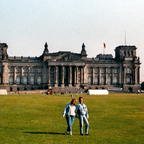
left=0, top=93, right=144, bottom=144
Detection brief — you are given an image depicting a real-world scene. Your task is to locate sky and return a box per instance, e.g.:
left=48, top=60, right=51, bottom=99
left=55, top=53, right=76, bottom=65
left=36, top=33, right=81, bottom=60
left=0, top=0, right=144, bottom=81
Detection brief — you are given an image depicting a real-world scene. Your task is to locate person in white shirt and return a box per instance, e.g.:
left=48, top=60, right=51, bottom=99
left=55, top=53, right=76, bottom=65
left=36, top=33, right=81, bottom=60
left=62, top=98, right=76, bottom=135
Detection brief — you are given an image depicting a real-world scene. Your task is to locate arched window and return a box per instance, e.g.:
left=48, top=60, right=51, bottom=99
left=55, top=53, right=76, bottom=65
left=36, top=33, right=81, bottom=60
left=9, top=76, right=13, bottom=84
left=16, top=76, right=20, bottom=85
left=30, top=76, right=35, bottom=84
left=23, top=76, right=27, bottom=84
left=124, top=51, right=126, bottom=56
left=37, top=76, right=42, bottom=84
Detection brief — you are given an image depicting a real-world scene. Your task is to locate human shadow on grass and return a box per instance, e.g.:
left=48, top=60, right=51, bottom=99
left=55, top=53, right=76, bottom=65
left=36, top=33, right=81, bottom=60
left=23, top=132, right=64, bottom=135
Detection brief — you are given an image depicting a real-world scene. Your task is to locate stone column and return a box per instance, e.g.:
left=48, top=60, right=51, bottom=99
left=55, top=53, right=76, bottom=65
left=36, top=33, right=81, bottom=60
left=81, top=67, right=84, bottom=84
left=119, top=66, right=122, bottom=84
left=98, top=67, right=101, bottom=84
left=124, top=67, right=126, bottom=84
left=92, top=67, right=94, bottom=84
left=138, top=67, right=140, bottom=84
left=76, top=66, right=78, bottom=84
left=135, top=67, right=138, bottom=84
left=74, top=66, right=76, bottom=85
left=61, top=66, right=64, bottom=87
left=68, top=66, right=72, bottom=87
left=48, top=66, right=51, bottom=85
left=132, top=67, right=135, bottom=84
left=2, top=63, right=9, bottom=85
left=28, top=67, right=30, bottom=85
left=34, top=67, right=37, bottom=85
left=20, top=67, right=23, bottom=84
left=75, top=66, right=79, bottom=88
left=14, top=67, right=16, bottom=84
left=105, top=68, right=108, bottom=85
left=54, top=66, right=58, bottom=87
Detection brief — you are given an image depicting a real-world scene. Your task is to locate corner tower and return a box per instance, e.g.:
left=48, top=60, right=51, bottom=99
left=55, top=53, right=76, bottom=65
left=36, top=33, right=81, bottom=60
left=0, top=43, right=8, bottom=60
left=42, top=42, right=49, bottom=61
left=81, top=43, right=87, bottom=60
left=115, top=45, right=137, bottom=61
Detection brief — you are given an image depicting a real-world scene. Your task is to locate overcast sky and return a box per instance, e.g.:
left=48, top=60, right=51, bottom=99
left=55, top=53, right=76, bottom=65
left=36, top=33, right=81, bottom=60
left=1, top=0, right=144, bottom=81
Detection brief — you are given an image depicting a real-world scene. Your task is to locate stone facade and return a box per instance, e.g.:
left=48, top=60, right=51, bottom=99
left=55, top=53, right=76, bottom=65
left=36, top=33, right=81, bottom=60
left=0, top=42, right=141, bottom=92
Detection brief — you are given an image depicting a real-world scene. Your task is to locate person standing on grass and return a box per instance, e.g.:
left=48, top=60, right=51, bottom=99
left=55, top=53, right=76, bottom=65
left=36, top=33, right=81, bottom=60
left=62, top=98, right=77, bottom=136
left=76, top=97, right=89, bottom=135
left=71, top=94, right=73, bottom=99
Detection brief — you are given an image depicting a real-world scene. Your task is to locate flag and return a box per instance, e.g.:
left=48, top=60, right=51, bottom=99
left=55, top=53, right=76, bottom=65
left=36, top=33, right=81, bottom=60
left=104, top=43, right=106, bottom=48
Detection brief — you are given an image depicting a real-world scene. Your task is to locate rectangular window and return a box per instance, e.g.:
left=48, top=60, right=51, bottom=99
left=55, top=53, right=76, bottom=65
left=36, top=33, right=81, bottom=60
left=10, top=67, right=14, bottom=73
left=126, top=77, right=131, bottom=84
left=113, top=76, right=118, bottom=84
left=24, top=68, right=28, bottom=73
left=17, top=68, right=21, bottom=73
left=37, top=68, right=42, bottom=73
left=107, top=69, right=111, bottom=73
left=30, top=68, right=35, bottom=73
left=94, top=68, right=98, bottom=74
left=101, top=68, right=105, bottom=74
left=88, top=76, right=91, bottom=84
left=88, top=68, right=92, bottom=74
left=126, top=68, right=131, bottom=74
left=101, top=76, right=105, bottom=84
left=94, top=76, right=98, bottom=84
left=107, top=76, right=111, bottom=85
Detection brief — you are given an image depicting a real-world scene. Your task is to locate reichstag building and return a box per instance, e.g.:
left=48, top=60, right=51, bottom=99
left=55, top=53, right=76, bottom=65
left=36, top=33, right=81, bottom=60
left=0, top=42, right=141, bottom=92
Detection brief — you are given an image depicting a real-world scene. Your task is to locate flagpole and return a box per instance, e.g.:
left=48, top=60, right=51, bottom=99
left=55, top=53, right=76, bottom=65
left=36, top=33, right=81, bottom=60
left=103, top=43, right=106, bottom=54
left=125, top=31, right=126, bottom=45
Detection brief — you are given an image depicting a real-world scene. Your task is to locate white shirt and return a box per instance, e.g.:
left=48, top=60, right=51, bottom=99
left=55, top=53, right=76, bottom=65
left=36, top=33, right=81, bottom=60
left=70, top=105, right=76, bottom=116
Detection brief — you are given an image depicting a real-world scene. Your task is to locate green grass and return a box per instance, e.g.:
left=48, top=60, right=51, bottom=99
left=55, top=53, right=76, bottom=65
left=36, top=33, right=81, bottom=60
left=0, top=93, right=144, bottom=144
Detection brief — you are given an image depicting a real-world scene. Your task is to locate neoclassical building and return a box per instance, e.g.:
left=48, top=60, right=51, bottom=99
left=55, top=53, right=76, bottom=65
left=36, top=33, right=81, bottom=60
left=0, top=42, right=141, bottom=92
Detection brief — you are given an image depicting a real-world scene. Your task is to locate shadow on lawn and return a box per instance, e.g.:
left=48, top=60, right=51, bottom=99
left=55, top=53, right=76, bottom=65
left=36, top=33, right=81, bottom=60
left=23, top=132, right=64, bottom=135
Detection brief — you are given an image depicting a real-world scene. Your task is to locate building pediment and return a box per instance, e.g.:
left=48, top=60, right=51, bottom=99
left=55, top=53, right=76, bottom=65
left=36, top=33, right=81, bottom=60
left=48, top=52, right=82, bottom=62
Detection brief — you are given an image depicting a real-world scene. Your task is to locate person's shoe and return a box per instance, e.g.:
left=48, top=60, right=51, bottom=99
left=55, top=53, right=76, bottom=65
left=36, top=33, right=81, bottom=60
left=65, top=131, right=68, bottom=135
left=85, top=133, right=89, bottom=135
left=70, top=131, right=72, bottom=135
left=80, top=133, right=83, bottom=135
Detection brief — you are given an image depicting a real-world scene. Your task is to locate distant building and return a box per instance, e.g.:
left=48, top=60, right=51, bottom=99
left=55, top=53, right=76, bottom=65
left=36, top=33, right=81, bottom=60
left=0, top=42, right=141, bottom=92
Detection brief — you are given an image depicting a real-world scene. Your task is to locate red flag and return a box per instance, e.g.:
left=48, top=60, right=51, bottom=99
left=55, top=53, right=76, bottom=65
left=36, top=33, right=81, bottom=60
left=104, top=43, right=106, bottom=48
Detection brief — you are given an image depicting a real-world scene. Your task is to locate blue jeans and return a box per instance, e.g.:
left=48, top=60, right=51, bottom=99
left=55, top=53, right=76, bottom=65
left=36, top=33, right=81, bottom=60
left=79, top=115, right=89, bottom=134
left=66, top=115, right=75, bottom=132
